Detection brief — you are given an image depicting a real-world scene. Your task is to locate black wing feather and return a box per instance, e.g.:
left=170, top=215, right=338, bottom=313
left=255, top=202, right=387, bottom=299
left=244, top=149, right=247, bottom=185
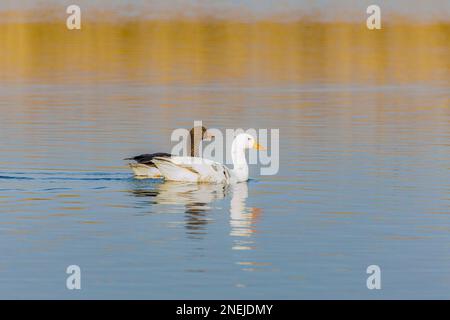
left=124, top=152, right=172, bottom=166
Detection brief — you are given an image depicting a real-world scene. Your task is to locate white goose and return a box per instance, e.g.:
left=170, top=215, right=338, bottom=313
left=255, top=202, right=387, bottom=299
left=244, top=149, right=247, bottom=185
left=151, top=133, right=265, bottom=184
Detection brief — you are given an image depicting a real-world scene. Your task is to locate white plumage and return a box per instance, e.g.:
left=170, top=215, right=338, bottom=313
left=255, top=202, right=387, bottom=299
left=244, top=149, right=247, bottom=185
left=151, top=133, right=265, bottom=184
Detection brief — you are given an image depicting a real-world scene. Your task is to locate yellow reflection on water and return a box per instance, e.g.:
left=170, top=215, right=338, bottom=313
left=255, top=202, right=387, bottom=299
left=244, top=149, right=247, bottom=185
left=0, top=19, right=448, bottom=85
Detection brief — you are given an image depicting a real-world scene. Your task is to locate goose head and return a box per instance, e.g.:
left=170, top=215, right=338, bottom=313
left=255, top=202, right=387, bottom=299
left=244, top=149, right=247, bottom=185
left=233, top=133, right=266, bottom=152
left=189, top=126, right=214, bottom=142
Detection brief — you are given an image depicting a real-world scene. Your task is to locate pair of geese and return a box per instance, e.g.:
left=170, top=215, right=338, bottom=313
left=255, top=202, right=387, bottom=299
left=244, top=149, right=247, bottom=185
left=125, top=126, right=265, bottom=184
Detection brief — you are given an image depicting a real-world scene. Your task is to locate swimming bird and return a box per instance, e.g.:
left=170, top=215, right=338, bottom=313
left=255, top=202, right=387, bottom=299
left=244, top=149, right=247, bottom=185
left=151, top=133, right=265, bottom=184
left=125, top=126, right=213, bottom=178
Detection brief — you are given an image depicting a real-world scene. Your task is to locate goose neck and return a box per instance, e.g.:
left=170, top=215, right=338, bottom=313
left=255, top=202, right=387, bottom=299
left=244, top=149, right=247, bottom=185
left=231, top=140, right=249, bottom=182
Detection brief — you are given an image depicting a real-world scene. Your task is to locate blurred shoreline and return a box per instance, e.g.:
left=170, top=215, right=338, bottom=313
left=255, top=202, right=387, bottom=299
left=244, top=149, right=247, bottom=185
left=0, top=5, right=448, bottom=86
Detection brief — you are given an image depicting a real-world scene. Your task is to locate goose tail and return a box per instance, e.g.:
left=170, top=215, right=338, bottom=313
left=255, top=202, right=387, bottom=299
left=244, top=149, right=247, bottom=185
left=128, top=163, right=162, bottom=178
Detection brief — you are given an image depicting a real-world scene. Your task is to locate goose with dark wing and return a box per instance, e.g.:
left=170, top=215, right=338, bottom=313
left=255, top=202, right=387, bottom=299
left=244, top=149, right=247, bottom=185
left=125, top=126, right=214, bottom=178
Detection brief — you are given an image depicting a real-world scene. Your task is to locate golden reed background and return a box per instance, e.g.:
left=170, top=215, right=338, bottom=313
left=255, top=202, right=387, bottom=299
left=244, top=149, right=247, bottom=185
left=0, top=9, right=448, bottom=85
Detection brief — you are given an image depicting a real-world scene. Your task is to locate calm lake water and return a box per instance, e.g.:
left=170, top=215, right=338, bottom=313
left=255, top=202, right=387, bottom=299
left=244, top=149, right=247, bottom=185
left=0, top=21, right=449, bottom=299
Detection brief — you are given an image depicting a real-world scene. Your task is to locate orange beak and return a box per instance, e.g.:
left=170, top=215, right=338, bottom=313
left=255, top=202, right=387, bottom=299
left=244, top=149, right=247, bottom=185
left=253, top=142, right=266, bottom=151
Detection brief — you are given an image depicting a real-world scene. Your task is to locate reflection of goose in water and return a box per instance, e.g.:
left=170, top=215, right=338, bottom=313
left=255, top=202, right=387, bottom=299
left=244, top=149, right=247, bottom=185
left=128, top=181, right=229, bottom=238
left=128, top=181, right=227, bottom=208
left=128, top=180, right=260, bottom=243
left=156, top=182, right=229, bottom=239
left=149, top=181, right=228, bottom=208
left=229, top=182, right=262, bottom=250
